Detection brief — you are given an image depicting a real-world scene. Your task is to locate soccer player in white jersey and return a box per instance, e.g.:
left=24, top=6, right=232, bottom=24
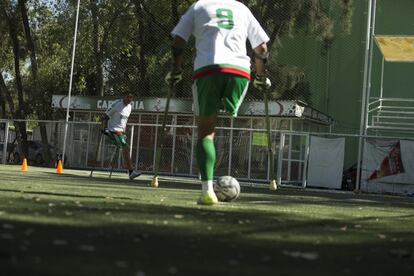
left=102, top=93, right=141, bottom=180
left=166, top=0, right=271, bottom=205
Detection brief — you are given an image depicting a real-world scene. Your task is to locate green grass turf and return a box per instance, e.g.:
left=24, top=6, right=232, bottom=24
left=0, top=165, right=413, bottom=276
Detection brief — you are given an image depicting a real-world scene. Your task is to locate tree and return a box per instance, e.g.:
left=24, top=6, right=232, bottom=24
left=1, top=0, right=29, bottom=159
left=0, top=0, right=355, bottom=154
left=19, top=0, right=53, bottom=165
left=0, top=71, right=14, bottom=118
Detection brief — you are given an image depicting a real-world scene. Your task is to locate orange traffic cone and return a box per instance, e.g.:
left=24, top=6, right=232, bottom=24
left=21, top=158, right=28, bottom=172
left=56, top=160, right=63, bottom=174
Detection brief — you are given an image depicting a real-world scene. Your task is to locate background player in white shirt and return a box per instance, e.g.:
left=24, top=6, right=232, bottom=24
left=102, top=93, right=141, bottom=180
left=166, top=0, right=271, bottom=205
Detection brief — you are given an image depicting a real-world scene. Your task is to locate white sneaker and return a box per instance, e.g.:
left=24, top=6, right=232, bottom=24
left=129, top=170, right=142, bottom=180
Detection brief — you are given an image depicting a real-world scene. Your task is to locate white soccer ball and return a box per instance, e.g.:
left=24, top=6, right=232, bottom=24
left=214, top=176, right=240, bottom=202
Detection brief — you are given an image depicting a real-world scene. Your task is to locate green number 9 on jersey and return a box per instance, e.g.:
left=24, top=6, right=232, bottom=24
left=216, top=8, right=234, bottom=30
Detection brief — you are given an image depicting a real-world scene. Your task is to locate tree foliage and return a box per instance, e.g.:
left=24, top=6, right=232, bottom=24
left=0, top=0, right=354, bottom=119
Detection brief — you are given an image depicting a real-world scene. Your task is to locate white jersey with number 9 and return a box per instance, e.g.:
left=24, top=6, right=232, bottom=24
left=172, top=0, right=269, bottom=80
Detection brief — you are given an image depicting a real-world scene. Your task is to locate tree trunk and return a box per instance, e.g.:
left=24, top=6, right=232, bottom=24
left=0, top=73, right=10, bottom=118
left=18, top=0, right=37, bottom=79
left=0, top=91, right=6, bottom=118
left=171, top=0, right=179, bottom=26
left=90, top=0, right=104, bottom=96
left=19, top=0, right=53, bottom=166
left=134, top=0, right=149, bottom=94
left=0, top=69, right=16, bottom=117
left=2, top=3, right=29, bottom=159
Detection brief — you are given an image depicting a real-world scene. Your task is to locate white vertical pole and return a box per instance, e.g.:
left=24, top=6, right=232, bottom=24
left=135, top=115, right=142, bottom=170
left=129, top=125, right=135, bottom=159
left=247, top=118, right=253, bottom=179
left=302, top=133, right=309, bottom=188
left=190, top=116, right=195, bottom=175
left=62, top=0, right=81, bottom=166
left=364, top=0, right=378, bottom=131
left=356, top=0, right=376, bottom=191
left=101, top=132, right=105, bottom=168
left=276, top=132, right=284, bottom=187
left=379, top=57, right=385, bottom=105
left=171, top=115, right=177, bottom=174
left=287, top=120, right=292, bottom=182
left=2, top=121, right=10, bottom=164
left=324, top=0, right=333, bottom=113
left=298, top=122, right=303, bottom=181
left=377, top=56, right=385, bottom=126
left=85, top=113, right=91, bottom=167
left=266, top=122, right=270, bottom=180
left=228, top=117, right=234, bottom=176
left=152, top=115, right=159, bottom=172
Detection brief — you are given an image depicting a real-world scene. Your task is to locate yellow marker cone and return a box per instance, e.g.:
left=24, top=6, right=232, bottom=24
left=56, top=160, right=63, bottom=174
left=269, top=179, right=277, bottom=191
left=21, top=158, right=28, bottom=172
left=151, top=176, right=159, bottom=188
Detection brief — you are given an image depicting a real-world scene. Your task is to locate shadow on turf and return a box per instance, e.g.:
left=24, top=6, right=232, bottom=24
left=237, top=192, right=414, bottom=210
left=42, top=171, right=201, bottom=190
left=0, top=188, right=134, bottom=201
left=15, top=171, right=414, bottom=211
left=1, top=199, right=414, bottom=276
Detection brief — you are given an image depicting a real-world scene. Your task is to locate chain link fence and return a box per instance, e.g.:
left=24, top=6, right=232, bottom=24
left=0, top=120, right=64, bottom=166
left=67, top=0, right=389, bottom=167
left=70, top=0, right=359, bottom=108
left=2, top=117, right=412, bottom=194
left=1, top=1, right=414, bottom=193
left=0, top=117, right=324, bottom=187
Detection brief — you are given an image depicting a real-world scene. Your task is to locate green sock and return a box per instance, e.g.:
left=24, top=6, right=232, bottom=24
left=196, top=138, right=216, bottom=181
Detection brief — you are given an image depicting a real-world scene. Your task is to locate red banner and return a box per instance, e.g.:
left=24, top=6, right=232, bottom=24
left=369, top=141, right=405, bottom=180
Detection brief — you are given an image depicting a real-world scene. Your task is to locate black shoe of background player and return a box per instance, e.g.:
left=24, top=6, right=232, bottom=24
left=129, top=170, right=141, bottom=180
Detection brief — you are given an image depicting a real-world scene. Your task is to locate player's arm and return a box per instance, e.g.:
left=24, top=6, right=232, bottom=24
left=252, top=43, right=271, bottom=91
left=165, top=4, right=194, bottom=86
left=102, top=114, right=109, bottom=128
left=165, top=36, right=186, bottom=86
left=101, top=114, right=110, bottom=135
left=172, top=36, right=187, bottom=72
left=246, top=10, right=271, bottom=91
left=254, top=43, right=269, bottom=76
left=102, top=104, right=116, bottom=135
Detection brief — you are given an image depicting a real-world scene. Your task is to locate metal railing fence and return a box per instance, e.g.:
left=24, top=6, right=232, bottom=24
left=2, top=118, right=413, bottom=192
left=1, top=117, right=314, bottom=188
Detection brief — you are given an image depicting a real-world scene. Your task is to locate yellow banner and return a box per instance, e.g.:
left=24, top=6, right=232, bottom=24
left=374, top=35, right=414, bottom=62
left=252, top=132, right=268, bottom=146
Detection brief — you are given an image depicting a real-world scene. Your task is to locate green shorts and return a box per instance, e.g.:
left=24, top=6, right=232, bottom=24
left=109, top=132, right=127, bottom=147
left=192, top=73, right=249, bottom=117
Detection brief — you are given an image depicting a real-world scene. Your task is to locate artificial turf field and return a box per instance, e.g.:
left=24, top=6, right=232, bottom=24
left=0, top=165, right=413, bottom=276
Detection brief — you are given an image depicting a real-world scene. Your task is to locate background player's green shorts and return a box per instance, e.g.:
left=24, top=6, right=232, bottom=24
left=109, top=133, right=127, bottom=147
left=192, top=73, right=249, bottom=117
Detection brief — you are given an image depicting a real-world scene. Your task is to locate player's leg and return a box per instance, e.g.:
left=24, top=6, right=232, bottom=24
left=196, top=114, right=218, bottom=204
left=122, top=146, right=141, bottom=180
left=121, top=147, right=133, bottom=171
left=222, top=74, right=250, bottom=117
left=110, top=133, right=141, bottom=179
left=192, top=75, right=224, bottom=205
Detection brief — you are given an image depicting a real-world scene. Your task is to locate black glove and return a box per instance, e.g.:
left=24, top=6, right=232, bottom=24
left=165, top=70, right=183, bottom=86
left=102, top=128, right=111, bottom=136
left=253, top=75, right=272, bottom=91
